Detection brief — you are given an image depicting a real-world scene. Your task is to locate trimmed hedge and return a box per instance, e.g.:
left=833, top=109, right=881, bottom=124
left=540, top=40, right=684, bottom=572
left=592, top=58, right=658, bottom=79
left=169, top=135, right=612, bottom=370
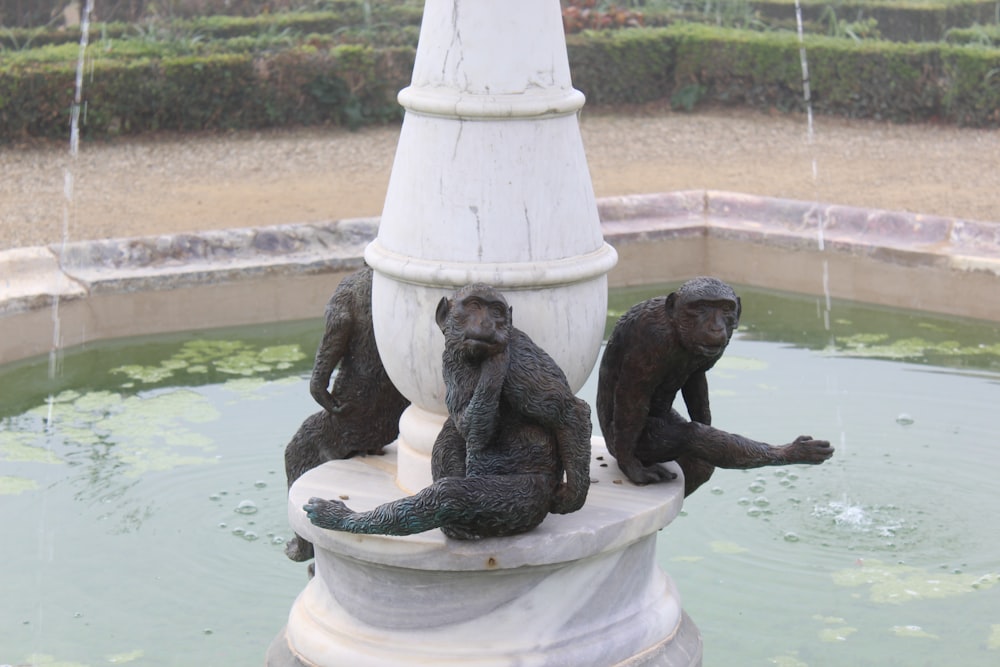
left=0, top=44, right=414, bottom=139
left=0, top=6, right=423, bottom=50
left=3, top=22, right=1000, bottom=141
left=751, top=0, right=999, bottom=42
left=569, top=25, right=1000, bottom=125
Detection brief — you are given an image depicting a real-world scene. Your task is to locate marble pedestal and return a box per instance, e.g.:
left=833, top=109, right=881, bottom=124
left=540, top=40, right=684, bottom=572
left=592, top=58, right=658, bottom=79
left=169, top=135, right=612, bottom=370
left=267, top=441, right=702, bottom=667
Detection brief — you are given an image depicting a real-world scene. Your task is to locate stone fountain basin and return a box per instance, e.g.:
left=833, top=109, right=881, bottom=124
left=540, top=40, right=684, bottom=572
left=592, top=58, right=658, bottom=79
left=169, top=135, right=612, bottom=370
left=3, top=190, right=999, bottom=366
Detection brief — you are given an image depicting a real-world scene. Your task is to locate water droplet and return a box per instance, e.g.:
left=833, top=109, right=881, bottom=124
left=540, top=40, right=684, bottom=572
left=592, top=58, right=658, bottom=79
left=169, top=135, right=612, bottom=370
left=746, top=507, right=762, bottom=517
left=783, top=532, right=800, bottom=543
left=896, top=413, right=914, bottom=425
left=208, top=493, right=221, bottom=502
left=737, top=497, right=751, bottom=506
left=271, top=536, right=285, bottom=545
left=774, top=469, right=788, bottom=478
left=218, top=522, right=228, bottom=529
left=243, top=531, right=259, bottom=542
left=748, top=482, right=766, bottom=493
left=710, top=486, right=724, bottom=495
left=254, top=480, right=267, bottom=488
left=234, top=499, right=258, bottom=515
left=753, top=496, right=770, bottom=507
left=232, top=527, right=245, bottom=536
left=787, top=472, right=799, bottom=481
left=203, top=628, right=213, bottom=635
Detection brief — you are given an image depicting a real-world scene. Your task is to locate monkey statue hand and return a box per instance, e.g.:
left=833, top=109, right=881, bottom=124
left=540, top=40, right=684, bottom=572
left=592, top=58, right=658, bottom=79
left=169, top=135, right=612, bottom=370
left=309, top=382, right=346, bottom=415
left=780, top=435, right=834, bottom=464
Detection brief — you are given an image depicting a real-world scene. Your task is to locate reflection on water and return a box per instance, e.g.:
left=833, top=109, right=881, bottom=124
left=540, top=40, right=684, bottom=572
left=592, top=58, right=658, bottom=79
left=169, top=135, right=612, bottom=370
left=2, top=287, right=999, bottom=666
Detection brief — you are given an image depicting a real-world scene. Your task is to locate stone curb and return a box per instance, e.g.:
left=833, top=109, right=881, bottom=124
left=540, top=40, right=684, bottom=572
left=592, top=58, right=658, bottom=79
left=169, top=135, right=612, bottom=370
left=2, top=191, right=998, bottom=320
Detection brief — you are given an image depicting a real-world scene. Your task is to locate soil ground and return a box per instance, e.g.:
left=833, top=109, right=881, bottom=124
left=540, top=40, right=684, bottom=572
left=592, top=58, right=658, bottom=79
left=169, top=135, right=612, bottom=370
left=1, top=103, right=998, bottom=250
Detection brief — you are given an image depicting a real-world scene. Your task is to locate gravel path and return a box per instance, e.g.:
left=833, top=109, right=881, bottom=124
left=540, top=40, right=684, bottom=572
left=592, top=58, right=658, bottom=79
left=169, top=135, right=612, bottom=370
left=1, top=104, right=998, bottom=250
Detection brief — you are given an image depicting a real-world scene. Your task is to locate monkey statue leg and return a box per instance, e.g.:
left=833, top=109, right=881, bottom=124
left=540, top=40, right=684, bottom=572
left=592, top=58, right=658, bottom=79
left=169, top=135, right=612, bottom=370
left=304, top=474, right=553, bottom=540
left=673, top=453, right=716, bottom=497
left=283, top=411, right=341, bottom=561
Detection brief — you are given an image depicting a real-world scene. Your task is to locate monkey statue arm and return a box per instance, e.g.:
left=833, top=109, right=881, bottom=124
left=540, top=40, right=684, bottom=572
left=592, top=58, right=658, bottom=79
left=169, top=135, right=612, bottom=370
left=680, top=371, right=712, bottom=425
left=454, top=351, right=508, bottom=454
left=682, top=425, right=833, bottom=468
left=550, top=398, right=593, bottom=514
left=309, top=290, right=355, bottom=414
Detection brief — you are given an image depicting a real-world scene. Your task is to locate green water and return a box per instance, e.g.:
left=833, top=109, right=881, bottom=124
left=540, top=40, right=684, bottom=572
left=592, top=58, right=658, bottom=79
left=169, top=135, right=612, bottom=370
left=1, top=286, right=999, bottom=666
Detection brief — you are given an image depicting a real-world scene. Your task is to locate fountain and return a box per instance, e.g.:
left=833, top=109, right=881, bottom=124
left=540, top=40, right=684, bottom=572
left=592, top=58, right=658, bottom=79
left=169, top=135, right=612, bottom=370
left=2, top=2, right=1000, bottom=666
left=266, top=1, right=700, bottom=664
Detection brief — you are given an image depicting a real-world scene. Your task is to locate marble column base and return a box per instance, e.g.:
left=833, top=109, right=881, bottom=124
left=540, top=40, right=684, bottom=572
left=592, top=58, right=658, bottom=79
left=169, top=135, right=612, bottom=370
left=267, top=441, right=702, bottom=667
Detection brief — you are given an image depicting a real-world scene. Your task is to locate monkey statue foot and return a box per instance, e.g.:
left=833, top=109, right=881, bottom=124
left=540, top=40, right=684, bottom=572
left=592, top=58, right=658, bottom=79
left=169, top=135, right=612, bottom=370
left=304, top=497, right=353, bottom=531
left=621, top=459, right=677, bottom=486
left=283, top=534, right=315, bottom=562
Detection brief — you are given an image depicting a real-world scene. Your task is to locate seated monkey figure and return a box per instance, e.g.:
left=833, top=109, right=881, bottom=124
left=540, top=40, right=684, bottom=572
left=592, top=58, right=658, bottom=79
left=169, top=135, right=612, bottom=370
left=283, top=266, right=409, bottom=561
left=596, top=277, right=834, bottom=496
left=304, top=283, right=592, bottom=540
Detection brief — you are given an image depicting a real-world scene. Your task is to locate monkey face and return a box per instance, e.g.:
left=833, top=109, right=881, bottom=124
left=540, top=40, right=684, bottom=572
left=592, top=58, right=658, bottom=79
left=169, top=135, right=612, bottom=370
left=677, top=298, right=740, bottom=358
left=436, top=285, right=512, bottom=362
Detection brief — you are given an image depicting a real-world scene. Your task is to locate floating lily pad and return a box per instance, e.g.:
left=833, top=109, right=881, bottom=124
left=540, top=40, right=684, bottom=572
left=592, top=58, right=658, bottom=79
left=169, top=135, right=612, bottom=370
left=0, top=476, right=39, bottom=495
left=715, top=356, right=768, bottom=371
left=832, top=559, right=998, bottom=604
left=769, top=653, right=808, bottom=667
left=0, top=431, right=62, bottom=464
left=710, top=540, right=749, bottom=554
left=891, top=625, right=939, bottom=639
left=819, top=626, right=857, bottom=642
left=107, top=649, right=144, bottom=663
left=20, top=654, right=89, bottom=667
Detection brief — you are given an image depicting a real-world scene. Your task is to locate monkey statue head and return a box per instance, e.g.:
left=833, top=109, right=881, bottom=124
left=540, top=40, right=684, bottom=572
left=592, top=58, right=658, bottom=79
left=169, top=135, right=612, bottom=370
left=666, top=277, right=741, bottom=359
left=436, top=284, right=513, bottom=362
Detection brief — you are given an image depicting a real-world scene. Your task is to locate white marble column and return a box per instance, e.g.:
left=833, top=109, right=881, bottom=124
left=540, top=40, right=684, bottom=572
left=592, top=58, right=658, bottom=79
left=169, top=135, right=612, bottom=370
left=365, top=0, right=616, bottom=492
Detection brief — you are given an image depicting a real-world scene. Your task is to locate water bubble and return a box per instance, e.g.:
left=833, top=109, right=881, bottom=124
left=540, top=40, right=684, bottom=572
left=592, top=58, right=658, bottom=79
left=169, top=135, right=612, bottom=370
left=254, top=480, right=267, bottom=488
left=783, top=532, right=800, bottom=543
left=231, top=527, right=245, bottom=536
left=896, top=413, right=914, bottom=425
left=234, top=499, right=258, bottom=515
left=208, top=493, right=222, bottom=502
left=243, top=531, right=259, bottom=542
left=203, top=628, right=214, bottom=635
left=787, top=472, right=799, bottom=481
left=774, top=469, right=788, bottom=478
left=753, top=496, right=770, bottom=508
left=737, top=497, right=751, bottom=506
left=73, top=611, right=83, bottom=618
left=271, top=535, right=285, bottom=545
left=218, top=522, right=228, bottom=529
left=710, top=486, right=724, bottom=495
left=748, top=481, right=766, bottom=493
left=746, top=507, right=762, bottom=517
